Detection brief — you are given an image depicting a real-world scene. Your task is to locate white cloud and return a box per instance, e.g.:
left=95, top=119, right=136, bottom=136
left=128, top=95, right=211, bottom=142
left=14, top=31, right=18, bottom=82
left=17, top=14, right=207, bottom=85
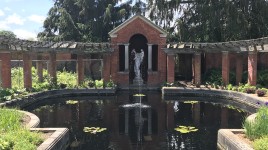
left=0, top=10, right=5, bottom=16
left=4, top=7, right=11, bottom=11
left=13, top=29, right=37, bottom=40
left=28, top=14, right=46, bottom=24
left=0, top=21, right=10, bottom=30
left=6, top=13, right=25, bottom=25
left=4, top=0, right=22, bottom=2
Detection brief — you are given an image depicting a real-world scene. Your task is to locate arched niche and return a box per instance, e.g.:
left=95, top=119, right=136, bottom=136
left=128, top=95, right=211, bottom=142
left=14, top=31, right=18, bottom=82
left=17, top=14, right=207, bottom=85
left=129, top=34, right=148, bottom=83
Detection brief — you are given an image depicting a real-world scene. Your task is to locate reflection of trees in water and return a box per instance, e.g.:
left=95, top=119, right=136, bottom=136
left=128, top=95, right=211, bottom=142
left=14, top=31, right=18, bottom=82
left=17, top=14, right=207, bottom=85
left=167, top=129, right=214, bottom=150
left=87, top=100, right=104, bottom=122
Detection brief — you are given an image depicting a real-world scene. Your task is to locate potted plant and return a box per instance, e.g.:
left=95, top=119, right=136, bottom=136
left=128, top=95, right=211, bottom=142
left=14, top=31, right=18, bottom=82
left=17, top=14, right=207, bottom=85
left=256, top=89, right=267, bottom=97
left=88, top=80, right=95, bottom=88
left=106, top=80, right=115, bottom=89
left=95, top=79, right=104, bottom=89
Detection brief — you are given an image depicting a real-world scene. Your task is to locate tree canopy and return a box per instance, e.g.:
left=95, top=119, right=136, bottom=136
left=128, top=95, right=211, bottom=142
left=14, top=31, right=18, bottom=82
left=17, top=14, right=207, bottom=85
left=0, top=30, right=16, bottom=38
left=38, top=0, right=268, bottom=43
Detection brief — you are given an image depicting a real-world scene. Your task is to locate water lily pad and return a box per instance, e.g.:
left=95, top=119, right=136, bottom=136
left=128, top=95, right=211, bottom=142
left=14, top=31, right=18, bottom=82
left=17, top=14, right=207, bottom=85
left=83, top=127, right=107, bottom=134
left=66, top=100, right=78, bottom=105
left=174, top=126, right=198, bottom=134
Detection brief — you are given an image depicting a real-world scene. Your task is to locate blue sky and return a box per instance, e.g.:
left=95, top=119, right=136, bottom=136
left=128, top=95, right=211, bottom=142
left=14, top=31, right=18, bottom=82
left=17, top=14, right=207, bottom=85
left=0, top=0, right=54, bottom=40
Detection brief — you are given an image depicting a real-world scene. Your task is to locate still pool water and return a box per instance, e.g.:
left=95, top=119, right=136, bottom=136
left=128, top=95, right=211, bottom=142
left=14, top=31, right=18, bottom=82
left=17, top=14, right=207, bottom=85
left=24, top=91, right=253, bottom=150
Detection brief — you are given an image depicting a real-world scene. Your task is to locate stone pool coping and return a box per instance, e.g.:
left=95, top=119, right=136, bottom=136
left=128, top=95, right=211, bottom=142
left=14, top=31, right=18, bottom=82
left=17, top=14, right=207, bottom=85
left=217, top=129, right=254, bottom=150
left=162, top=87, right=267, bottom=108
left=0, top=88, right=116, bottom=108
left=21, top=110, right=69, bottom=150
left=162, top=87, right=267, bottom=150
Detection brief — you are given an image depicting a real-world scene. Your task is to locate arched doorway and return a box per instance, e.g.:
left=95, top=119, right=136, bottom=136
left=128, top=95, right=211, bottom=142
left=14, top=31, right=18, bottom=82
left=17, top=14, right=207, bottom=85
left=129, top=34, right=148, bottom=84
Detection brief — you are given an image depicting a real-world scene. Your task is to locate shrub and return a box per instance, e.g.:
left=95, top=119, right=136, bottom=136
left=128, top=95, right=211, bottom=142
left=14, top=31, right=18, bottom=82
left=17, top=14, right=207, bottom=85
left=257, top=70, right=268, bottom=87
left=202, top=68, right=236, bottom=86
left=244, top=107, right=268, bottom=140
left=253, top=136, right=268, bottom=150
left=0, top=88, right=28, bottom=102
left=245, top=87, right=256, bottom=94
left=256, top=89, right=267, bottom=97
left=88, top=80, right=95, bottom=88
left=95, top=79, right=103, bottom=88
left=56, top=70, right=77, bottom=88
left=106, top=79, right=115, bottom=88
left=227, top=84, right=233, bottom=90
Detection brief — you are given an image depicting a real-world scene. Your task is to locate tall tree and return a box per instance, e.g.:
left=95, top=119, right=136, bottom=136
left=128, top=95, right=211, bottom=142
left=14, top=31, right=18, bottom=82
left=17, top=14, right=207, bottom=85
left=0, top=30, right=16, bottom=38
left=168, top=0, right=268, bottom=42
left=38, top=0, right=268, bottom=43
left=38, top=0, right=128, bottom=42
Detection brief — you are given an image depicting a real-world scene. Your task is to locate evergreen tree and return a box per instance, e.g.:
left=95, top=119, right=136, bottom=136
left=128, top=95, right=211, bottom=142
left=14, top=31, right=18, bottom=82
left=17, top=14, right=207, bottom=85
left=0, top=30, right=16, bottom=38
left=38, top=0, right=268, bottom=43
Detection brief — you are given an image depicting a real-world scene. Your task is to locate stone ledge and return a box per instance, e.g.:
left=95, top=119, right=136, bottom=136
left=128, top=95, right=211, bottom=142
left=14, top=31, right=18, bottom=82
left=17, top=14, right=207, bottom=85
left=31, top=128, right=69, bottom=150
left=162, top=87, right=267, bottom=108
left=21, top=110, right=69, bottom=150
left=0, top=88, right=116, bottom=108
left=217, top=129, right=253, bottom=150
left=20, top=110, right=40, bottom=128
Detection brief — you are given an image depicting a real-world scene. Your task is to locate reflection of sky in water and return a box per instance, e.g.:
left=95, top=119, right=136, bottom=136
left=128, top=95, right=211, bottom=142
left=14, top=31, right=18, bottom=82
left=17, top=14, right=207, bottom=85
left=121, top=103, right=151, bottom=108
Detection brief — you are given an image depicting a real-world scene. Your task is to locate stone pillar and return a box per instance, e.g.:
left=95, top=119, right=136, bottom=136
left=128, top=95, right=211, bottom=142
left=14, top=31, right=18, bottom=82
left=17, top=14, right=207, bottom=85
left=23, top=52, right=32, bottom=89
left=194, top=53, right=201, bottom=86
left=77, top=54, right=84, bottom=85
left=103, top=53, right=111, bottom=82
left=222, top=51, right=230, bottom=85
left=236, top=53, right=243, bottom=85
left=48, top=52, right=57, bottom=83
left=0, top=53, right=11, bottom=88
left=125, top=109, right=129, bottom=135
left=248, top=51, right=257, bottom=85
left=167, top=54, right=175, bottom=83
left=36, top=54, right=43, bottom=82
left=124, top=44, right=129, bottom=71
left=148, top=44, right=153, bottom=71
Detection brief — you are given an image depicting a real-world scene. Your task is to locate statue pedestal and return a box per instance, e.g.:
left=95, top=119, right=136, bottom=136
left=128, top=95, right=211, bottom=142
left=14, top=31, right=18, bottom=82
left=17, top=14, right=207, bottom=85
left=133, top=77, right=144, bottom=85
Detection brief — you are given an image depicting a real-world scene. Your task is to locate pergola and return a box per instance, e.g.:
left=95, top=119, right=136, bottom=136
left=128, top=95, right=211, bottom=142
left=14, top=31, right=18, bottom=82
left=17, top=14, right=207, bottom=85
left=165, top=37, right=268, bottom=53
left=163, top=37, right=268, bottom=86
left=0, top=35, right=113, bottom=89
left=0, top=35, right=112, bottom=53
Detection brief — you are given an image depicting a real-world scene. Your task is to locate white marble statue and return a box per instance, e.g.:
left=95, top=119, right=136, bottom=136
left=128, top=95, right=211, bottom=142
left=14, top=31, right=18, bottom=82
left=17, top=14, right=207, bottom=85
left=132, top=49, right=144, bottom=78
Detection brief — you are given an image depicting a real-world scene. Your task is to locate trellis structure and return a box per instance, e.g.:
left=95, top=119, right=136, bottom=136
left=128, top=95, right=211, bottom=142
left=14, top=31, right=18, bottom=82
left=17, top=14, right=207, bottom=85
left=165, top=37, right=268, bottom=54
left=0, top=35, right=112, bottom=53
left=0, top=35, right=113, bottom=89
left=164, top=37, right=268, bottom=86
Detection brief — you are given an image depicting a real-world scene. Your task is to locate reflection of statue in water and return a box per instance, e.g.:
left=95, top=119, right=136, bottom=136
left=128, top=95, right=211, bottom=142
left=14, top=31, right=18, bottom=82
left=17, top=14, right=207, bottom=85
left=132, top=49, right=144, bottom=79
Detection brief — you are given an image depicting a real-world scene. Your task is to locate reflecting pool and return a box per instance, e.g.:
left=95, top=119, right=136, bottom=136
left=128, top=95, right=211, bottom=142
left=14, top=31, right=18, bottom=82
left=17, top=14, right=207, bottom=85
left=24, top=91, right=253, bottom=150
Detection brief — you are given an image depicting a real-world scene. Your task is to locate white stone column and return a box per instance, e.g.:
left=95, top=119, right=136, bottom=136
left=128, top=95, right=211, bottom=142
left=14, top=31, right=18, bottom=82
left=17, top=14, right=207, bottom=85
left=148, top=44, right=153, bottom=71
left=124, top=44, right=129, bottom=71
